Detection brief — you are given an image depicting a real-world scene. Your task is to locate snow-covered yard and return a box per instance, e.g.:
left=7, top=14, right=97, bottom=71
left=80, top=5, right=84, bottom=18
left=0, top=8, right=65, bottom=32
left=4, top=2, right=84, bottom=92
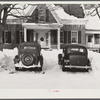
left=0, top=48, right=100, bottom=90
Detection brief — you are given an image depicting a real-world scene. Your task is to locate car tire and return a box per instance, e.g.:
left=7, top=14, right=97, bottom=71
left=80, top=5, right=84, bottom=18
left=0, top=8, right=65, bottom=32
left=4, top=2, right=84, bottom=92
left=87, top=59, right=91, bottom=66
left=58, top=54, right=62, bottom=65
left=39, top=67, right=42, bottom=71
left=40, top=55, right=43, bottom=68
left=62, top=63, right=66, bottom=71
left=15, top=67, right=19, bottom=71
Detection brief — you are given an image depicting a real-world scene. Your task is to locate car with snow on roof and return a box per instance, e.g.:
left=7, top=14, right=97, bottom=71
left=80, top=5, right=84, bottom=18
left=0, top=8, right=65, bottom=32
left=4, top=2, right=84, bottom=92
left=58, top=44, right=91, bottom=72
left=14, top=42, right=43, bottom=71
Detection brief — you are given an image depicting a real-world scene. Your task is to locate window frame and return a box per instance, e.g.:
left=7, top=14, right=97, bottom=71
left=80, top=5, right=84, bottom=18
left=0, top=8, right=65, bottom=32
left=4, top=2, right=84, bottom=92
left=88, top=35, right=92, bottom=43
left=94, top=34, right=100, bottom=44
left=4, top=30, right=11, bottom=43
left=71, top=30, right=78, bottom=43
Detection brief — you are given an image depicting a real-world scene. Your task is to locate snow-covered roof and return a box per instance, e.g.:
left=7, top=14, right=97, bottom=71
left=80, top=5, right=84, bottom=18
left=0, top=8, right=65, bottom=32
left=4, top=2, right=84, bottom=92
left=7, top=4, right=87, bottom=25
left=86, top=15, right=100, bottom=30
left=48, top=4, right=87, bottom=25
left=54, top=5, right=78, bottom=20
left=7, top=4, right=33, bottom=19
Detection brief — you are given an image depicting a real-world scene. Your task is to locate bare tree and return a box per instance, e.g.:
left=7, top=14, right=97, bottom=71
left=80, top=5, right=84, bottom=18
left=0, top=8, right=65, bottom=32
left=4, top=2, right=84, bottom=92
left=83, top=4, right=100, bottom=19
left=0, top=4, right=32, bottom=50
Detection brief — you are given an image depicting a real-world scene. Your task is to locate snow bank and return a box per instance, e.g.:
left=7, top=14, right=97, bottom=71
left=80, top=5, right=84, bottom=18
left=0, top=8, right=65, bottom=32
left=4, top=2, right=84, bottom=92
left=0, top=48, right=18, bottom=71
left=88, top=50, right=100, bottom=70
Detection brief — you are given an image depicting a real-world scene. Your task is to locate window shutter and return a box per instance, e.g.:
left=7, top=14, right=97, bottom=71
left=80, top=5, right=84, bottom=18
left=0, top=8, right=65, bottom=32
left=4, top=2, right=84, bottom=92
left=46, top=9, right=49, bottom=22
left=68, top=31, right=71, bottom=43
left=35, top=9, right=38, bottom=22
left=2, top=31, right=4, bottom=43
left=64, top=31, right=67, bottom=43
left=8, top=31, right=11, bottom=43
left=78, top=31, right=81, bottom=43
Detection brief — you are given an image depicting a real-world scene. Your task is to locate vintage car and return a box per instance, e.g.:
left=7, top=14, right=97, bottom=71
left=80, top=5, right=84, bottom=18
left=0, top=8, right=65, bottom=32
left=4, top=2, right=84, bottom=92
left=58, top=44, right=91, bottom=71
left=14, top=42, right=43, bottom=71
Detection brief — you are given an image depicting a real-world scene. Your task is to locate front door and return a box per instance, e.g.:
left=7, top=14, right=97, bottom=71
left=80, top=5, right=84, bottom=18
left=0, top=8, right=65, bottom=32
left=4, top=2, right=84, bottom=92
left=27, top=29, right=34, bottom=42
left=38, top=32, right=47, bottom=48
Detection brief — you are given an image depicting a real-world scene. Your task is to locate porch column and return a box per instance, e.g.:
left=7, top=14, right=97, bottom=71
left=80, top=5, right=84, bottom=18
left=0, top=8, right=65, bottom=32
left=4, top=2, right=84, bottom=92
left=48, top=31, right=51, bottom=48
left=24, top=28, right=27, bottom=42
left=92, top=34, right=95, bottom=48
left=34, top=31, right=36, bottom=41
left=57, top=28, right=60, bottom=50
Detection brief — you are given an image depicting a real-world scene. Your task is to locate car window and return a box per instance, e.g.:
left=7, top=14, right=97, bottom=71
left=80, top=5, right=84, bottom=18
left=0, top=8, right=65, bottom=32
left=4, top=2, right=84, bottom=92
left=67, top=47, right=85, bottom=53
left=24, top=46, right=36, bottom=50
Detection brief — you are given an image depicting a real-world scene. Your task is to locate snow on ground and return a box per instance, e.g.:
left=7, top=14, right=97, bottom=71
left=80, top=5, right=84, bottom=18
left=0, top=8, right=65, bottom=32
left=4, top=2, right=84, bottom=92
left=0, top=48, right=100, bottom=89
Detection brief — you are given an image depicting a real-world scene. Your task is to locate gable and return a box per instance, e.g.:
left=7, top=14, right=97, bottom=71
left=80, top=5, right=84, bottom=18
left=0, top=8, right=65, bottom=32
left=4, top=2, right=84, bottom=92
left=27, top=4, right=57, bottom=23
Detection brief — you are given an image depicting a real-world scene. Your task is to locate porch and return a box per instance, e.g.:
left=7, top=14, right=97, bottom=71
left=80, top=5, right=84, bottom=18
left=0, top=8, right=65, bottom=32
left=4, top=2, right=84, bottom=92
left=86, top=30, right=100, bottom=52
left=22, top=23, right=63, bottom=49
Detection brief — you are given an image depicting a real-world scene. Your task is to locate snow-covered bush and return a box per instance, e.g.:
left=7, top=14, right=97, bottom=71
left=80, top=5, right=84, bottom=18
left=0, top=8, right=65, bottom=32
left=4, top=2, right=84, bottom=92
left=0, top=48, right=18, bottom=71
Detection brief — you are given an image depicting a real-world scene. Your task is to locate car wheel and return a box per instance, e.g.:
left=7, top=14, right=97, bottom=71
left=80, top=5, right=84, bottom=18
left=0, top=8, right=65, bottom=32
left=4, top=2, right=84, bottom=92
left=58, top=54, right=62, bottom=65
left=39, top=67, right=42, bottom=71
left=87, top=59, right=91, bottom=66
left=15, top=67, right=19, bottom=71
left=62, top=63, right=66, bottom=71
left=40, top=55, right=43, bottom=68
left=21, top=54, right=34, bottom=66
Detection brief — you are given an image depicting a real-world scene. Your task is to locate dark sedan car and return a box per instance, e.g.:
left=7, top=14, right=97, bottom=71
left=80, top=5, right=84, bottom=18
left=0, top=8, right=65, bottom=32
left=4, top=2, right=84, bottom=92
left=14, top=42, right=43, bottom=71
left=58, top=44, right=91, bottom=71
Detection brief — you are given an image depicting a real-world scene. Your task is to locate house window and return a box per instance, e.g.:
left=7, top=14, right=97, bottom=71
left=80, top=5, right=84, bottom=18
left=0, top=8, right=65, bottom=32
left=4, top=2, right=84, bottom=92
left=16, top=31, right=20, bottom=44
left=94, top=34, right=100, bottom=44
left=4, top=30, right=11, bottom=43
left=38, top=8, right=46, bottom=22
left=46, top=9, right=49, bottom=22
left=88, top=35, right=92, bottom=42
left=39, top=15, right=45, bottom=22
left=71, top=31, right=78, bottom=43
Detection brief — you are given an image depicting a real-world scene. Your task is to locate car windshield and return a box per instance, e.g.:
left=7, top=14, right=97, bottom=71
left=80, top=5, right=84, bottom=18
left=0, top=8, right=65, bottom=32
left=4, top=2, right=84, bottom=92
left=67, top=47, right=86, bottom=54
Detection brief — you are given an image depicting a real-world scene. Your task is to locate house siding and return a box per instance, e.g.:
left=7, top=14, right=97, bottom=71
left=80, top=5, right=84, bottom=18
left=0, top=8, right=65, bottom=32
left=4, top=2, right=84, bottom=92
left=27, top=5, right=57, bottom=23
left=62, top=25, right=86, bottom=45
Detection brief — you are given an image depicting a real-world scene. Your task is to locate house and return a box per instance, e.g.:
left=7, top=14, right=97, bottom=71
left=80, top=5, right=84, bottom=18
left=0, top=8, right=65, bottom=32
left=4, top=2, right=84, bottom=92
left=3, top=4, right=87, bottom=49
left=86, top=15, right=100, bottom=52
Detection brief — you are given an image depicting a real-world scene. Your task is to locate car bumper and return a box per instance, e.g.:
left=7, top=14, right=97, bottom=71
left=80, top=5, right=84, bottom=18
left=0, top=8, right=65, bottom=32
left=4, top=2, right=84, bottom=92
left=64, top=65, right=91, bottom=69
left=15, top=62, right=41, bottom=68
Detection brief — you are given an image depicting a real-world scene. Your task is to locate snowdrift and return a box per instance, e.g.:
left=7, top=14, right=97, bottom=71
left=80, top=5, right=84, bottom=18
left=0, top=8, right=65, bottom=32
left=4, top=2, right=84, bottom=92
left=88, top=50, right=100, bottom=70
left=0, top=48, right=18, bottom=71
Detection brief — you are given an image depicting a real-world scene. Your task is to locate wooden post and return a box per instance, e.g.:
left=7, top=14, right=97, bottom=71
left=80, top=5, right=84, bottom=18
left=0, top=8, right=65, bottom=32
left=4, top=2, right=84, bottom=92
left=92, top=34, right=95, bottom=48
left=34, top=31, right=36, bottom=41
left=57, top=28, right=60, bottom=50
left=48, top=31, right=51, bottom=49
left=24, top=28, right=27, bottom=42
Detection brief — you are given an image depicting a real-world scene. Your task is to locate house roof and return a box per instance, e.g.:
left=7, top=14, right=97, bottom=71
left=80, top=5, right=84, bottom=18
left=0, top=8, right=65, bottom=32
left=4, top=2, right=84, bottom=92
left=28, top=4, right=87, bottom=25
left=86, top=15, right=100, bottom=30
left=7, top=4, right=87, bottom=25
left=54, top=5, right=87, bottom=25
